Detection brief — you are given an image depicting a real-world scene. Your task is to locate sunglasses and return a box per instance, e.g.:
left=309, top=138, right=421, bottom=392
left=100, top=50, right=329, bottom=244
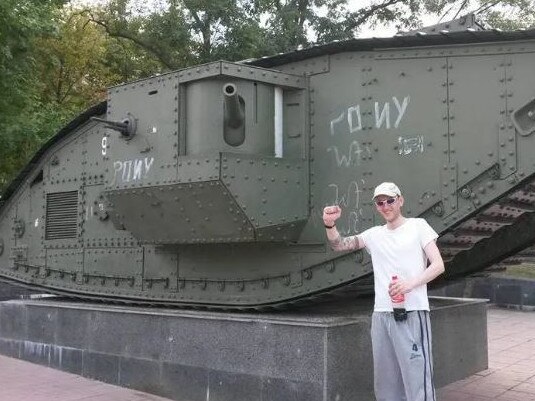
left=375, top=197, right=398, bottom=207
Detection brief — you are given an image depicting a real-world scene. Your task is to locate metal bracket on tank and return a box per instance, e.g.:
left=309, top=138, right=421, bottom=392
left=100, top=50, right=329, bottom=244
left=511, top=97, right=535, bottom=136
left=14, top=219, right=25, bottom=238
left=10, top=245, right=28, bottom=265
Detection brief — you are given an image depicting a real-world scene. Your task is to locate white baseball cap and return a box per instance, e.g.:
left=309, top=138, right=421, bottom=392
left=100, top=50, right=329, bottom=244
left=373, top=182, right=401, bottom=199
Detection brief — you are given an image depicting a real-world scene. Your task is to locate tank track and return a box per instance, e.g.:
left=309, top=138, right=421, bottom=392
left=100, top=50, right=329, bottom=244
left=437, top=175, right=535, bottom=278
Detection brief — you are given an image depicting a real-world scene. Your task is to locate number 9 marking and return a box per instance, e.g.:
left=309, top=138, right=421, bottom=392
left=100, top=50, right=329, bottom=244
left=101, top=136, right=108, bottom=156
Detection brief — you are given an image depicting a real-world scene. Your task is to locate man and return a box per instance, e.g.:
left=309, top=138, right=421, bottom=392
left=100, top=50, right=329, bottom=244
left=323, top=182, right=445, bottom=401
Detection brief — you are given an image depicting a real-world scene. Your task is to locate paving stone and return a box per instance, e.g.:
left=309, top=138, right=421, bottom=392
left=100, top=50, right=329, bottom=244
left=0, top=354, right=172, bottom=401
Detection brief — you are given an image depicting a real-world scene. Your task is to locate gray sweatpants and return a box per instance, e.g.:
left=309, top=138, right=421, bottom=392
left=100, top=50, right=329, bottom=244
left=371, top=311, right=435, bottom=401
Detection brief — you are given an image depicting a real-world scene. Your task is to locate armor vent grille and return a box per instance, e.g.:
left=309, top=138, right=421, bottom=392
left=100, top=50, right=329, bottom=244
left=45, top=191, right=78, bottom=240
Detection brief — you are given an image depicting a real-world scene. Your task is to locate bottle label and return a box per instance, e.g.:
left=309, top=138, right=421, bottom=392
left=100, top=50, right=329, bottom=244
left=390, top=275, right=404, bottom=303
left=392, top=294, right=404, bottom=303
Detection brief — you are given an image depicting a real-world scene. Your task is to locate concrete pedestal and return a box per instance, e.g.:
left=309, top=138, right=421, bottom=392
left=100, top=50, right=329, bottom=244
left=0, top=280, right=37, bottom=301
left=431, top=275, right=535, bottom=310
left=0, top=296, right=487, bottom=401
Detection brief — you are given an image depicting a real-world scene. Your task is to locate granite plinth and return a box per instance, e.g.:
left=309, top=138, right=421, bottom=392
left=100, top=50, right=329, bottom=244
left=0, top=280, right=37, bottom=300
left=431, top=275, right=535, bottom=310
left=0, top=296, right=487, bottom=401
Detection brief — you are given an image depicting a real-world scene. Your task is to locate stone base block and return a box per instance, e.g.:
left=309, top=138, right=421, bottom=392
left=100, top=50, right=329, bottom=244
left=0, top=280, right=38, bottom=300
left=0, top=296, right=487, bottom=401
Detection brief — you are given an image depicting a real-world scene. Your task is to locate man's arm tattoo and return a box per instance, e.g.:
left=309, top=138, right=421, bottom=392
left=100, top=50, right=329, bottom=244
left=329, top=233, right=359, bottom=251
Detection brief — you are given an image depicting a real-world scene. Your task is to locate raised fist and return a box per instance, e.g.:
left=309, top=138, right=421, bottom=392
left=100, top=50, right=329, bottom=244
left=323, top=205, right=341, bottom=226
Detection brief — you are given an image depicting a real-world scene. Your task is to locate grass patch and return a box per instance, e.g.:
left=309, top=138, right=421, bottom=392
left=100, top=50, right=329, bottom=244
left=499, top=263, right=535, bottom=279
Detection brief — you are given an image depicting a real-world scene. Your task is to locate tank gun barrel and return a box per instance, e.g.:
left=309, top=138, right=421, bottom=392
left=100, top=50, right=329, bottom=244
left=223, top=83, right=244, bottom=129
left=91, top=114, right=136, bottom=139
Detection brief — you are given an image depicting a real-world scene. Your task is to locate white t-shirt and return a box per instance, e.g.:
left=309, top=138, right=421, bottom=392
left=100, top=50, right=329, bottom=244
left=359, top=218, right=438, bottom=312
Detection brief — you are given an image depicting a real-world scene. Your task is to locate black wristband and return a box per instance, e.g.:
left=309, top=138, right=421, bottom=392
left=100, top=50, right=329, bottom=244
left=324, top=224, right=335, bottom=229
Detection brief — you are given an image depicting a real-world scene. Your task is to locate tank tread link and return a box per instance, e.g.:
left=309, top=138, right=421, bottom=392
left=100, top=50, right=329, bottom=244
left=2, top=22, right=535, bottom=309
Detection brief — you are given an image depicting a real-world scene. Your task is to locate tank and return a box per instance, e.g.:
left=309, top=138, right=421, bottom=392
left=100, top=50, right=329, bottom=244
left=2, top=22, right=535, bottom=309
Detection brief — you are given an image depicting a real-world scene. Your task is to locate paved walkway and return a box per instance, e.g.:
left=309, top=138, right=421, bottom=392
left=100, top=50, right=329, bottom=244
left=0, top=356, right=173, bottom=401
left=438, top=306, right=535, bottom=401
left=0, top=306, right=534, bottom=400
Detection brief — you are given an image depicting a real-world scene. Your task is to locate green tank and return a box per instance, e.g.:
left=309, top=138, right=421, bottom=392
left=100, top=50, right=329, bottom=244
left=2, top=20, right=535, bottom=309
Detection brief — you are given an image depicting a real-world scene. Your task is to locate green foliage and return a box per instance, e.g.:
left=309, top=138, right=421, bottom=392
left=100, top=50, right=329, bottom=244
left=36, top=9, right=122, bottom=108
left=0, top=0, right=67, bottom=194
left=480, top=0, right=535, bottom=30
left=83, top=0, right=535, bottom=69
left=0, top=0, right=60, bottom=121
left=0, top=102, right=73, bottom=192
left=86, top=0, right=195, bottom=69
left=417, top=0, right=535, bottom=30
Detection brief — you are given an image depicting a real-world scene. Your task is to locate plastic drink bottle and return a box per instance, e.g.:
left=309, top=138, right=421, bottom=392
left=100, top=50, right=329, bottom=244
left=391, top=275, right=407, bottom=321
